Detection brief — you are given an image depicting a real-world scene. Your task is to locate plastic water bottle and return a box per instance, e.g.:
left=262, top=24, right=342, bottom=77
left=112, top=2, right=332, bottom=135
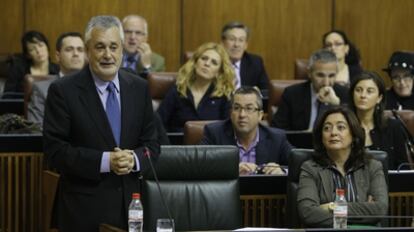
left=333, top=188, right=347, bottom=229
left=129, top=193, right=143, bottom=232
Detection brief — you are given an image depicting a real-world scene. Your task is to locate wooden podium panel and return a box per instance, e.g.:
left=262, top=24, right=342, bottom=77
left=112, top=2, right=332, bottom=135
left=0, top=152, right=43, bottom=232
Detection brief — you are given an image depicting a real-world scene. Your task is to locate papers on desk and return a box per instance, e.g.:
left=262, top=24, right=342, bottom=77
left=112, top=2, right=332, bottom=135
left=234, top=228, right=289, bottom=231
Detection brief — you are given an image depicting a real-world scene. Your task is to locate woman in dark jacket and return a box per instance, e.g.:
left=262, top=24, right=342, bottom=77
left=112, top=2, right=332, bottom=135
left=157, top=42, right=234, bottom=132
left=298, top=107, right=388, bottom=227
left=4, top=30, right=59, bottom=98
left=349, top=71, right=408, bottom=169
left=323, top=30, right=363, bottom=87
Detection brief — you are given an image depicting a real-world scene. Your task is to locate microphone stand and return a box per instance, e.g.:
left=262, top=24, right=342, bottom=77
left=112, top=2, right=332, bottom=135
left=144, top=147, right=175, bottom=231
left=391, top=110, right=414, bottom=169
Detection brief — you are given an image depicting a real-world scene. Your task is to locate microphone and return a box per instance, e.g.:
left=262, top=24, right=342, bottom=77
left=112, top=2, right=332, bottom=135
left=391, top=110, right=414, bottom=144
left=397, top=162, right=414, bottom=171
left=143, top=147, right=175, bottom=230
left=391, top=110, right=414, bottom=168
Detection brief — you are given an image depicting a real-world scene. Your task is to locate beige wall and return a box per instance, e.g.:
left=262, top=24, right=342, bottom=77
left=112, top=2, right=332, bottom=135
left=1, top=0, right=414, bottom=83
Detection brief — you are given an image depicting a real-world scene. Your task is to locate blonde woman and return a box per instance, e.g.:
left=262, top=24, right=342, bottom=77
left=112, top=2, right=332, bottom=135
left=158, top=42, right=235, bottom=132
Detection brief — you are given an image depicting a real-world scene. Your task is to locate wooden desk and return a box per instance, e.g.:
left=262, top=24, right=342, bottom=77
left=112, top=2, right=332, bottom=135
left=0, top=134, right=43, bottom=152
left=0, top=98, right=24, bottom=115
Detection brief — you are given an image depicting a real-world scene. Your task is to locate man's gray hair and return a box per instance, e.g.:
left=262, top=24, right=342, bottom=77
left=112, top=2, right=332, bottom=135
left=122, top=15, right=148, bottom=35
left=221, top=21, right=250, bottom=40
left=85, top=15, right=124, bottom=44
left=307, top=49, right=338, bottom=71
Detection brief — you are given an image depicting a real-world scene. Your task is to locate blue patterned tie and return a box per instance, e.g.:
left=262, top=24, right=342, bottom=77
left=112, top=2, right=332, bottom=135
left=126, top=55, right=136, bottom=71
left=106, top=82, right=121, bottom=146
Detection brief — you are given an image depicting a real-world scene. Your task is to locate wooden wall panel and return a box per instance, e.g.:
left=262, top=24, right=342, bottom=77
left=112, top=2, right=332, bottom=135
left=182, top=0, right=332, bottom=80
left=7, top=0, right=414, bottom=81
left=23, top=0, right=181, bottom=71
left=335, top=0, right=414, bottom=85
left=0, top=0, right=24, bottom=54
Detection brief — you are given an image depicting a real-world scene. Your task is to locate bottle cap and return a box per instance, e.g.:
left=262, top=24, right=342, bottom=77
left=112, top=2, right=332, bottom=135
left=336, top=189, right=345, bottom=196
left=132, top=193, right=140, bottom=199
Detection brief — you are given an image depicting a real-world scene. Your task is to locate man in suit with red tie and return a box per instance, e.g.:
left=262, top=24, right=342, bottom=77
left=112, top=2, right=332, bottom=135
left=43, top=15, right=159, bottom=232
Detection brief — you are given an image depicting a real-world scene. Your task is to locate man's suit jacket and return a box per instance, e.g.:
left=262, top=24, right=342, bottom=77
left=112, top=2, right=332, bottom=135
left=297, top=159, right=388, bottom=227
left=43, top=66, right=159, bottom=232
left=271, top=81, right=349, bottom=130
left=27, top=76, right=58, bottom=127
left=200, top=119, right=292, bottom=165
left=135, top=51, right=165, bottom=74
left=240, top=52, right=269, bottom=91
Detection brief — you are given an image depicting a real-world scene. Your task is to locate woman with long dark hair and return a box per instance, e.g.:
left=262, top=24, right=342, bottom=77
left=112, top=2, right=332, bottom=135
left=349, top=71, right=408, bottom=169
left=4, top=30, right=59, bottom=97
left=323, top=30, right=363, bottom=86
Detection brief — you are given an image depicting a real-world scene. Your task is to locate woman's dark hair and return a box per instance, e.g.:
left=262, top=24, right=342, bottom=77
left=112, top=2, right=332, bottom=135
left=21, top=30, right=50, bottom=60
left=322, top=30, right=361, bottom=66
left=313, top=106, right=367, bottom=170
left=349, top=71, right=387, bottom=130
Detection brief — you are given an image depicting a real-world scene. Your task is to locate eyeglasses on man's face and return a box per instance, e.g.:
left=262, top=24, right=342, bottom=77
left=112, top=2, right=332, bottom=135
left=124, top=30, right=146, bottom=37
left=231, top=105, right=260, bottom=114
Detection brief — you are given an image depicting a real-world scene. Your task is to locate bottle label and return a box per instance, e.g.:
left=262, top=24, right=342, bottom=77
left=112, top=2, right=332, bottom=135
left=129, top=210, right=143, bottom=220
left=334, top=205, right=347, bottom=216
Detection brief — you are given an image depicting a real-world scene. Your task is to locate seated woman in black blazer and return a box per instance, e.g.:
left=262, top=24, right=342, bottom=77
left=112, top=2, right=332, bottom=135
left=157, top=42, right=235, bottom=132
left=349, top=71, right=408, bottom=169
left=4, top=30, right=59, bottom=98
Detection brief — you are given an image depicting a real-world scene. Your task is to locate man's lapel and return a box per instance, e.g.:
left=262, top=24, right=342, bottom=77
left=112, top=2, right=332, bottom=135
left=119, top=72, right=135, bottom=147
left=239, top=53, right=247, bottom=85
left=76, top=67, right=116, bottom=146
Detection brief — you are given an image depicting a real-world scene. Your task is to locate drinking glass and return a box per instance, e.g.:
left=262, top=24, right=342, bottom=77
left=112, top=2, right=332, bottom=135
left=156, top=218, right=174, bottom=232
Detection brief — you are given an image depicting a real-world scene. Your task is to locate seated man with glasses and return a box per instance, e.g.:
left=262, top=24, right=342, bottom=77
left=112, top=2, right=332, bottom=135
left=383, top=51, right=414, bottom=110
left=200, top=86, right=292, bottom=175
left=121, top=15, right=165, bottom=77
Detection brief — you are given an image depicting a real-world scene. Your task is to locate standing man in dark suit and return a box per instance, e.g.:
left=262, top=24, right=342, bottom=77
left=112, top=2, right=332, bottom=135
left=200, top=86, right=292, bottom=175
left=272, top=49, right=349, bottom=131
left=43, top=15, right=159, bottom=232
left=221, top=21, right=269, bottom=91
left=122, top=14, right=165, bottom=77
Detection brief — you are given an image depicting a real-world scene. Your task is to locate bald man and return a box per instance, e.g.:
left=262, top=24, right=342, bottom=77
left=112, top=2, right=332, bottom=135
left=122, top=15, right=165, bottom=77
